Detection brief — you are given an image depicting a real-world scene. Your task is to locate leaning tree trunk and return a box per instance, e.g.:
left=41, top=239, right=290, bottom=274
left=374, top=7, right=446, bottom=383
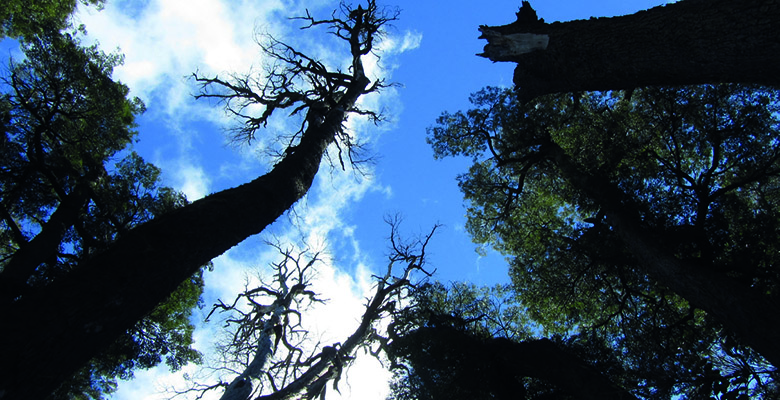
left=0, top=100, right=347, bottom=400
left=479, top=0, right=780, bottom=101
left=0, top=78, right=372, bottom=400
left=0, top=4, right=392, bottom=397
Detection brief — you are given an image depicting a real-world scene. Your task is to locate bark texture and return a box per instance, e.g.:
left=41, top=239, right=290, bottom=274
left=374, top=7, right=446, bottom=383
left=0, top=81, right=368, bottom=400
left=479, top=0, right=780, bottom=101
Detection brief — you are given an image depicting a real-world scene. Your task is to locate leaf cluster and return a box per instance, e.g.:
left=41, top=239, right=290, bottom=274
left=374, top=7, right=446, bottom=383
left=0, top=31, right=205, bottom=399
left=0, top=0, right=104, bottom=40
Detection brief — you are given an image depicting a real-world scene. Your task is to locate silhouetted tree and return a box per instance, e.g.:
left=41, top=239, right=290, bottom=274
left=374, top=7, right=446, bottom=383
left=386, top=283, right=640, bottom=400
left=177, top=218, right=436, bottom=400
left=0, top=2, right=397, bottom=398
left=424, top=84, right=780, bottom=397
left=479, top=0, right=780, bottom=101
left=0, top=30, right=205, bottom=399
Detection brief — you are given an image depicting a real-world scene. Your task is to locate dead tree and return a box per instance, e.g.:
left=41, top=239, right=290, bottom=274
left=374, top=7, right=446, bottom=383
left=177, top=218, right=437, bottom=400
left=201, top=244, right=325, bottom=400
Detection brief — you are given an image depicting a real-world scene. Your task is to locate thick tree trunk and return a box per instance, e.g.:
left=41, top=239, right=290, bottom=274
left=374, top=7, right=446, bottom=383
left=492, top=338, right=638, bottom=400
left=547, top=142, right=780, bottom=367
left=479, top=0, right=780, bottom=101
left=403, top=327, right=638, bottom=400
left=0, top=76, right=368, bottom=399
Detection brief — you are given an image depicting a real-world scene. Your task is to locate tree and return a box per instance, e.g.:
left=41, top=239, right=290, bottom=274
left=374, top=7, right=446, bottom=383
left=478, top=0, right=780, bottom=102
left=0, top=2, right=397, bottom=399
left=177, top=218, right=436, bottom=400
left=425, top=85, right=780, bottom=397
left=386, top=283, right=641, bottom=400
left=0, top=0, right=104, bottom=39
left=0, top=31, right=205, bottom=399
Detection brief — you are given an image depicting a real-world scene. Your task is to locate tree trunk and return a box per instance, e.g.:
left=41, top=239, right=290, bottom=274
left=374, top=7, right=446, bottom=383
left=0, top=77, right=368, bottom=399
left=492, top=338, right=638, bottom=400
left=479, top=0, right=780, bottom=101
left=547, top=142, right=780, bottom=367
left=403, top=327, right=638, bottom=400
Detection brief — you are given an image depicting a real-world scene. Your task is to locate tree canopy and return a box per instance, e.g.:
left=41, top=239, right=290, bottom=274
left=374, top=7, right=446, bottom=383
left=0, top=30, right=206, bottom=399
left=0, top=0, right=104, bottom=39
left=414, top=84, right=780, bottom=398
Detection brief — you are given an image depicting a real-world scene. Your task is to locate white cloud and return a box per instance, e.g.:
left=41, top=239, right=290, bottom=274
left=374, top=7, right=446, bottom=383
left=380, top=30, right=423, bottom=55
left=75, top=0, right=283, bottom=112
left=306, top=264, right=393, bottom=400
left=175, top=163, right=210, bottom=200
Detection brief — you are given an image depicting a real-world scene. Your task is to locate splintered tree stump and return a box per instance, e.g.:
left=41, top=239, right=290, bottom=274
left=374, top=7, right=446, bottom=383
left=479, top=0, right=780, bottom=101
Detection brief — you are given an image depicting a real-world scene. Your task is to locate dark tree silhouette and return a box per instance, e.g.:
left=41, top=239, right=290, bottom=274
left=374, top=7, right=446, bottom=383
left=386, top=283, right=640, bottom=400
left=177, top=218, right=436, bottom=400
left=479, top=0, right=780, bottom=101
left=425, top=85, right=780, bottom=396
left=0, top=2, right=397, bottom=399
left=0, top=30, right=205, bottom=399
left=392, top=328, right=639, bottom=400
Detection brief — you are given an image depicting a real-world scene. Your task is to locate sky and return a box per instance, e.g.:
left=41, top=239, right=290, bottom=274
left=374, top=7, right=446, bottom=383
left=6, top=0, right=671, bottom=398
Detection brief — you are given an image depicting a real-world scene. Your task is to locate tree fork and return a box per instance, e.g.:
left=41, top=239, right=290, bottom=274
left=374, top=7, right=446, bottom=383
left=479, top=0, right=780, bottom=101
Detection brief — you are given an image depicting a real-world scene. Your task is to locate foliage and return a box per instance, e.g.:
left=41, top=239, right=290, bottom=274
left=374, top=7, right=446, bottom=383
left=424, top=85, right=780, bottom=398
left=387, top=282, right=530, bottom=400
left=0, top=0, right=104, bottom=39
left=0, top=30, right=204, bottom=399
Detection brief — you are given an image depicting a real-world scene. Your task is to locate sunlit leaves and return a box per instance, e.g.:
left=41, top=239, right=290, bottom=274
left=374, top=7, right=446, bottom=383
left=0, top=0, right=104, bottom=39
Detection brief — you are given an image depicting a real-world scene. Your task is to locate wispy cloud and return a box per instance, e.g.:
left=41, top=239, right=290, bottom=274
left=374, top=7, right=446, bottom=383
left=175, top=163, right=211, bottom=200
left=75, top=0, right=284, bottom=113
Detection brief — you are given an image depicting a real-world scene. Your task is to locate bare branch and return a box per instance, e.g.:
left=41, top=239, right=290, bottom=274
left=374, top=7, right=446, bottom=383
left=192, top=0, right=398, bottom=169
left=185, top=216, right=438, bottom=400
left=252, top=219, right=437, bottom=400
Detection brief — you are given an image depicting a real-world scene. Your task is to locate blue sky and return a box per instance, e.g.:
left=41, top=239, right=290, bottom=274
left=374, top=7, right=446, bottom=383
left=5, top=0, right=671, bottom=398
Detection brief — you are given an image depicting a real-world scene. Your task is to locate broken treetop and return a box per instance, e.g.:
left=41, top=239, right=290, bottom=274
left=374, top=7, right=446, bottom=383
left=478, top=0, right=780, bottom=102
